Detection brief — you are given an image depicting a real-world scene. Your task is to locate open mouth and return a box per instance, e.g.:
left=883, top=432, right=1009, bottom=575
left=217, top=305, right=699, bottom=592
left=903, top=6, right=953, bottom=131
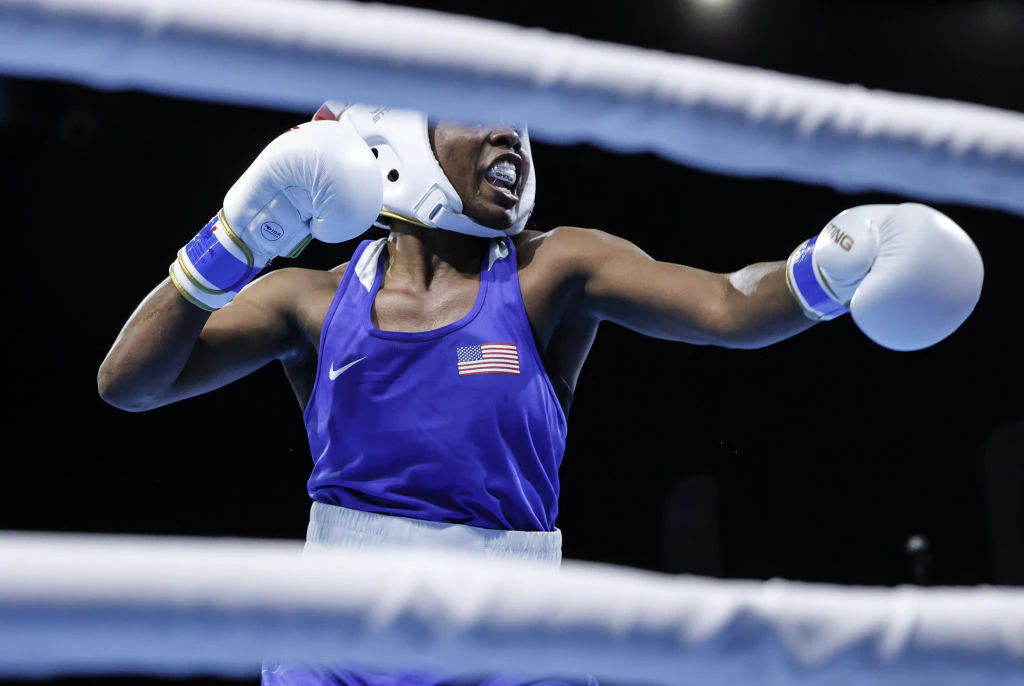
left=484, top=154, right=522, bottom=201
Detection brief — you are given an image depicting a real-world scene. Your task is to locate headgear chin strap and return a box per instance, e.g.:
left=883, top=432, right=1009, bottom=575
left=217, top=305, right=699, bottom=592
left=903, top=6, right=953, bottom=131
left=313, top=101, right=536, bottom=239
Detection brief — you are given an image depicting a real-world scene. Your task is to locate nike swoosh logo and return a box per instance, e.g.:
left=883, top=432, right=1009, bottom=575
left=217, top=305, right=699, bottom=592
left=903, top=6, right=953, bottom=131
left=329, top=357, right=366, bottom=381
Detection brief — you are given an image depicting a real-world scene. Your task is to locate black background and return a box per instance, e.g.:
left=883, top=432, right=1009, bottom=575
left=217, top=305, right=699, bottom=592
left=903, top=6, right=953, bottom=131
left=2, top=0, right=1024, bottom=682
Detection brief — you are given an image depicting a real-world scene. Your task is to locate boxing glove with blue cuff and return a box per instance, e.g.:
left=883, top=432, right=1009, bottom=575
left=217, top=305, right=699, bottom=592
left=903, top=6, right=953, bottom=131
left=170, top=120, right=383, bottom=311
left=786, top=203, right=984, bottom=351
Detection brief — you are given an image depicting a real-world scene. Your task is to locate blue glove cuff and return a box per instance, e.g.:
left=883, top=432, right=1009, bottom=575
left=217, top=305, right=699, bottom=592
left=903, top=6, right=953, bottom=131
left=788, top=237, right=850, bottom=320
left=183, top=213, right=260, bottom=292
left=169, top=212, right=263, bottom=311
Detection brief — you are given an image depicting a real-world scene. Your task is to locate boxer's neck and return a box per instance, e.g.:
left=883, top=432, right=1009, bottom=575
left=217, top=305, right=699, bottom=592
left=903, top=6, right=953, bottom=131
left=384, top=222, right=487, bottom=287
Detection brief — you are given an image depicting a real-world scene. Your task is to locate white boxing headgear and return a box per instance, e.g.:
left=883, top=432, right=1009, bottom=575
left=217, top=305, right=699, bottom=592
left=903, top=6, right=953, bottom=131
left=313, top=100, right=536, bottom=239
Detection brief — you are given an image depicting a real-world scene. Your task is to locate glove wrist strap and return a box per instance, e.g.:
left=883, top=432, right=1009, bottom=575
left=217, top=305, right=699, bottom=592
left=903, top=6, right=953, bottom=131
left=786, top=237, right=851, bottom=321
left=168, top=212, right=263, bottom=311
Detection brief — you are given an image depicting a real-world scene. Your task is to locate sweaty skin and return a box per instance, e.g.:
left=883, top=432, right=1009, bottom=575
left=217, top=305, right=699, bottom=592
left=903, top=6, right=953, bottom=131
left=96, top=120, right=813, bottom=417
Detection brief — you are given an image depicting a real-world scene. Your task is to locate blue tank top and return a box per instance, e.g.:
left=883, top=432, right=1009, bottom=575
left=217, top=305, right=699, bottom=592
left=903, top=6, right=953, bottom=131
left=303, top=236, right=567, bottom=531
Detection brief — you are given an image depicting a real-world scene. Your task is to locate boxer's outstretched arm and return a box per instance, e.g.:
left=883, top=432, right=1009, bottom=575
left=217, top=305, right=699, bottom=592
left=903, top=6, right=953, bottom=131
left=558, top=202, right=982, bottom=351
left=552, top=226, right=813, bottom=349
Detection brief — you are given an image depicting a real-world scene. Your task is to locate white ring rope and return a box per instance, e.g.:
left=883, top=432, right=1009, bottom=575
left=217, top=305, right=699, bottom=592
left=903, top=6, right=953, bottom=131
left=2, top=0, right=1024, bottom=218
left=1, top=531, right=1023, bottom=684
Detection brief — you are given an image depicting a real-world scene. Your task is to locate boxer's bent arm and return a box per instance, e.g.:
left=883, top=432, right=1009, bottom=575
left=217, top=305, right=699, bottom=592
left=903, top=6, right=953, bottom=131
left=97, top=269, right=307, bottom=412
left=557, top=227, right=813, bottom=348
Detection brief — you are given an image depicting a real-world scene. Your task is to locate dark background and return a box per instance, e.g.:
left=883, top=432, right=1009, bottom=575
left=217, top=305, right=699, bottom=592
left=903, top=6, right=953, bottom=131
left=2, top=0, right=1024, bottom=681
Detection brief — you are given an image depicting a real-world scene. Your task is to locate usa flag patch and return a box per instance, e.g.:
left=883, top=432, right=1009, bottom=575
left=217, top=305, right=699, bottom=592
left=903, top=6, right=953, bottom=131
left=456, top=343, right=520, bottom=376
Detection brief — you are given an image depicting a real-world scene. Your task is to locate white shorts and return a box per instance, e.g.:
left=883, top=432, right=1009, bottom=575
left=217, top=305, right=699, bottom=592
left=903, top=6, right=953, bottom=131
left=305, top=501, right=563, bottom=567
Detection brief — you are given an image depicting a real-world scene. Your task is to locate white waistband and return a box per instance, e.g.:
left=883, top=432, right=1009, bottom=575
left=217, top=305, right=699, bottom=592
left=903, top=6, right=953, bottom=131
left=305, top=502, right=562, bottom=566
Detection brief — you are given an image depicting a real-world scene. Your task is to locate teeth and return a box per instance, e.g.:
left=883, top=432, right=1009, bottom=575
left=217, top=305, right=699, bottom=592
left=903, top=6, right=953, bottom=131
left=486, top=160, right=518, bottom=189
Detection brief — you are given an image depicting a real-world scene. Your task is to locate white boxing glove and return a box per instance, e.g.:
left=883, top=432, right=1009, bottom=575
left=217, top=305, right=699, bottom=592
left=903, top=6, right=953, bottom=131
left=786, top=203, right=984, bottom=351
left=170, top=120, right=383, bottom=311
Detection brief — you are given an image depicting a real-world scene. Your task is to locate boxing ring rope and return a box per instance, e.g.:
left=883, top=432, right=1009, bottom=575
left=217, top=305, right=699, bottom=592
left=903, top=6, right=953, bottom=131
left=2, top=0, right=1024, bottom=219
left=2, top=0, right=1023, bottom=683
left=2, top=531, right=1023, bottom=684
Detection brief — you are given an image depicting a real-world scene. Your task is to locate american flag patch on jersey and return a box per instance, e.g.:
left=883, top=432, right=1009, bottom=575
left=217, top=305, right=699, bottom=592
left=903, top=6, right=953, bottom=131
left=456, top=343, right=520, bottom=376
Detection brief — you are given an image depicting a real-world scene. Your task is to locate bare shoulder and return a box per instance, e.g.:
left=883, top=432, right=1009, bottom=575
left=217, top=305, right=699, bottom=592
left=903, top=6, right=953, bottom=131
left=513, top=226, right=633, bottom=331
left=514, top=225, right=650, bottom=274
